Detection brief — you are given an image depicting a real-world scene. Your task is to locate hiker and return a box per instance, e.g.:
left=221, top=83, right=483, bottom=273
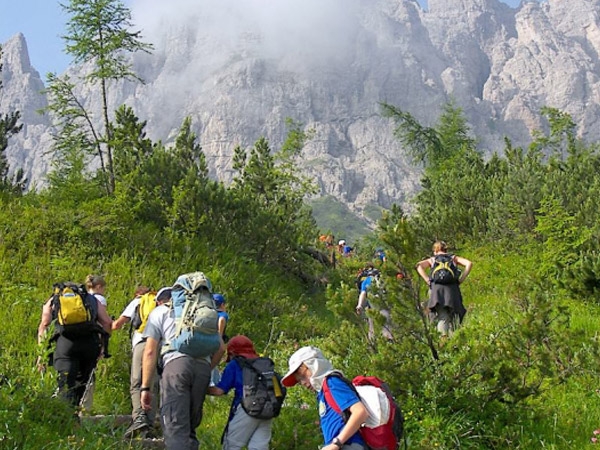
left=112, top=286, right=172, bottom=438
left=37, top=282, right=112, bottom=408
left=343, top=243, right=354, bottom=258
left=208, top=335, right=278, bottom=450
left=282, top=346, right=368, bottom=450
left=415, top=240, right=473, bottom=337
left=374, top=248, right=387, bottom=264
left=355, top=264, right=393, bottom=341
left=85, top=274, right=111, bottom=358
left=355, top=263, right=380, bottom=313
left=320, top=234, right=334, bottom=249
left=214, top=293, right=230, bottom=343
left=140, top=274, right=225, bottom=450
left=210, top=293, right=229, bottom=386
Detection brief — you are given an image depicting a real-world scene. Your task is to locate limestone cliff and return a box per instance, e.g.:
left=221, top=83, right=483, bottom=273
left=2, top=0, right=599, bottom=227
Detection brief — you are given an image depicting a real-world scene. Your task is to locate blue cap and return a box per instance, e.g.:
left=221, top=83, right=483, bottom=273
left=213, top=293, right=225, bottom=306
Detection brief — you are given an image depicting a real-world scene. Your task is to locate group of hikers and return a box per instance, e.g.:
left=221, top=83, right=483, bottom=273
left=353, top=240, right=472, bottom=341
left=36, top=240, right=471, bottom=450
left=319, top=235, right=355, bottom=258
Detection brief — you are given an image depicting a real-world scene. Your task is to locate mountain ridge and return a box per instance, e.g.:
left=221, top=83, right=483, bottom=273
left=2, top=0, right=599, bottom=227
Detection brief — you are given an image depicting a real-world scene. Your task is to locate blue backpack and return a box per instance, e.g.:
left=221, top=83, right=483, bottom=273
left=163, top=272, right=221, bottom=358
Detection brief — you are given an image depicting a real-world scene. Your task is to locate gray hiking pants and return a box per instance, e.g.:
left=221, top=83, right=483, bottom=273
left=222, top=406, right=272, bottom=450
left=435, top=306, right=460, bottom=337
left=160, top=355, right=211, bottom=450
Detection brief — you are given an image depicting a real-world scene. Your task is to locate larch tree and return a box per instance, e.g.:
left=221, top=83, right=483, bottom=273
left=59, top=0, right=153, bottom=194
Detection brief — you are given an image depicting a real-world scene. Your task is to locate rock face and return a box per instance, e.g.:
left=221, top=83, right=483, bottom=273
left=2, top=0, right=600, bottom=224
left=0, top=34, right=53, bottom=187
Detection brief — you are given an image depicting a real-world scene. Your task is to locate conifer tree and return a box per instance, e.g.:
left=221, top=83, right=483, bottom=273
left=57, top=0, right=153, bottom=194
left=382, top=100, right=487, bottom=245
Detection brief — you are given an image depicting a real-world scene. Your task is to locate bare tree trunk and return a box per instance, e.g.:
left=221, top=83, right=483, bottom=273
left=100, top=77, right=115, bottom=194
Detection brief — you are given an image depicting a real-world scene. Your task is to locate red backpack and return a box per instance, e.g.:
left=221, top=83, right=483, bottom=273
left=322, top=374, right=404, bottom=450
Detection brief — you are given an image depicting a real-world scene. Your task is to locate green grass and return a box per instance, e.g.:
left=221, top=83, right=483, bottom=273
left=310, top=195, right=371, bottom=243
left=3, top=237, right=600, bottom=448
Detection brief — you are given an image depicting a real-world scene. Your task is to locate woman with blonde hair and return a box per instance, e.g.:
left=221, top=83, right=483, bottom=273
left=85, top=274, right=111, bottom=359
left=415, top=241, right=472, bottom=337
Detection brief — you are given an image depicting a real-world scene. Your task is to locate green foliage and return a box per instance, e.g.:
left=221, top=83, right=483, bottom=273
left=7, top=44, right=600, bottom=448
left=57, top=0, right=153, bottom=193
left=382, top=101, right=489, bottom=246
left=62, top=0, right=153, bottom=82
left=310, top=195, right=371, bottom=244
left=43, top=73, right=109, bottom=192
left=231, top=130, right=319, bottom=270
left=485, top=142, right=545, bottom=242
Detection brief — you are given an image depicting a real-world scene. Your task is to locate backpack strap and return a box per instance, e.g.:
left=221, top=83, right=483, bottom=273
left=322, top=372, right=357, bottom=418
left=322, top=376, right=342, bottom=415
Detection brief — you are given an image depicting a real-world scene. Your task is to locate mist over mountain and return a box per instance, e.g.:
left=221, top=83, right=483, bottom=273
left=2, top=0, right=599, bottom=229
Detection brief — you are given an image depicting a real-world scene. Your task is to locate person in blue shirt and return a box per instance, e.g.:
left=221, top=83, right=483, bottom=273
left=208, top=335, right=272, bottom=450
left=374, top=248, right=387, bottom=264
left=281, top=346, right=367, bottom=450
left=210, top=293, right=230, bottom=387
left=213, top=293, right=230, bottom=343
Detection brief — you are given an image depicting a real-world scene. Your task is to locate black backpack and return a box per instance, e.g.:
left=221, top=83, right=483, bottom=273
left=430, top=254, right=460, bottom=285
left=51, top=282, right=99, bottom=338
left=235, top=356, right=287, bottom=420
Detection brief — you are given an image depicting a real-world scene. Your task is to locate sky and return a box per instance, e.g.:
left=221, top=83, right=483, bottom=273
left=0, top=0, right=523, bottom=79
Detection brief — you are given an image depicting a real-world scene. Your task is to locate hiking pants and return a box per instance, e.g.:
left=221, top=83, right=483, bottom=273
left=53, top=334, right=101, bottom=407
left=435, top=306, right=459, bottom=337
left=131, top=340, right=158, bottom=424
left=222, top=406, right=272, bottom=450
left=160, top=356, right=211, bottom=450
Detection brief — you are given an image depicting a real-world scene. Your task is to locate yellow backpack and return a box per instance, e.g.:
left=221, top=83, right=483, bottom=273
left=52, top=282, right=98, bottom=337
left=131, top=291, right=157, bottom=333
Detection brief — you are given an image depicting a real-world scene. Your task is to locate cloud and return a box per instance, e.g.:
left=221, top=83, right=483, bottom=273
left=130, top=0, right=361, bottom=71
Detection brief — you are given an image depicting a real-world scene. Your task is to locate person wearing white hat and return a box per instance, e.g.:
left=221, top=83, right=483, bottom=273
left=281, top=346, right=368, bottom=450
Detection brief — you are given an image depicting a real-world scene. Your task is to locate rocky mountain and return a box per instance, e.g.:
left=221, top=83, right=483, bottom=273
left=1, top=0, right=600, bottom=229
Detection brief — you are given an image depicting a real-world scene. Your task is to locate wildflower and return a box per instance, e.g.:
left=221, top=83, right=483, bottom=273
left=591, top=437, right=598, bottom=444
left=595, top=429, right=600, bottom=436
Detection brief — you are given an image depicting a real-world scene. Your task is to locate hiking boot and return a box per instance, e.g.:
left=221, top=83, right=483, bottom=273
left=124, top=415, right=150, bottom=438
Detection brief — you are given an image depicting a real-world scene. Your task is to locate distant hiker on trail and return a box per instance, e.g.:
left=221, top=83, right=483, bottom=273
left=37, top=282, right=112, bottom=409
left=282, top=346, right=368, bottom=450
left=112, top=286, right=172, bottom=438
left=355, top=263, right=380, bottom=313
left=355, top=264, right=393, bottom=341
left=374, top=248, right=387, bottom=265
left=415, top=240, right=473, bottom=338
left=208, top=335, right=285, bottom=450
left=320, top=234, right=334, bottom=249
left=141, top=272, right=225, bottom=450
left=337, top=240, right=354, bottom=257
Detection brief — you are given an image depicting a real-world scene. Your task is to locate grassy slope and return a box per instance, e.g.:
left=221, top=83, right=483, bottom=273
left=3, top=241, right=600, bottom=448
left=459, top=245, right=600, bottom=449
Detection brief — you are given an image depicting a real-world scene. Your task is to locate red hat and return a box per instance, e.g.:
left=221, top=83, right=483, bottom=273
left=226, top=335, right=259, bottom=360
